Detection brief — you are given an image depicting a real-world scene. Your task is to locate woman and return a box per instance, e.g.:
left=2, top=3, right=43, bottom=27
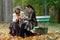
left=20, top=5, right=37, bottom=38
left=26, top=5, right=37, bottom=29
left=9, top=7, right=25, bottom=36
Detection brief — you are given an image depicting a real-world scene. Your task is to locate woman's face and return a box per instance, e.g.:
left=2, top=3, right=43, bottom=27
left=26, top=7, right=30, bottom=12
left=15, top=8, right=20, bottom=13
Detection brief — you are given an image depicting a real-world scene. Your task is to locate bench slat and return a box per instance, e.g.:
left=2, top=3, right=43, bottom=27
left=36, top=16, right=50, bottom=19
left=34, top=26, right=48, bottom=30
left=26, top=16, right=50, bottom=18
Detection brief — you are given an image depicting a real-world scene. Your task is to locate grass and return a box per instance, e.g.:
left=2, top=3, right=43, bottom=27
left=49, top=22, right=60, bottom=30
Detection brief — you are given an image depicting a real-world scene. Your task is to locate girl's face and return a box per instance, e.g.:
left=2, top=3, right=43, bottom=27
left=15, top=8, right=20, bottom=13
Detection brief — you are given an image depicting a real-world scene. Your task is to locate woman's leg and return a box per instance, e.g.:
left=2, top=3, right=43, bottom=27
left=20, top=23, right=34, bottom=37
left=24, top=29, right=34, bottom=37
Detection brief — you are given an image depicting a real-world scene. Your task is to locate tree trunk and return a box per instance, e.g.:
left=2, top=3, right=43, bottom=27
left=44, top=7, right=49, bottom=15
left=57, top=8, right=60, bottom=23
left=0, top=0, right=3, bottom=22
left=4, top=0, right=12, bottom=22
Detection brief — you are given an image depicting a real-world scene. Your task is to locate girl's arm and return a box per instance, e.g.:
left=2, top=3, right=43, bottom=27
left=13, top=13, right=17, bottom=22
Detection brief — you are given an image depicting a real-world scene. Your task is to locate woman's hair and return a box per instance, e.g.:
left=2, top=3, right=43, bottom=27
left=26, top=5, right=35, bottom=11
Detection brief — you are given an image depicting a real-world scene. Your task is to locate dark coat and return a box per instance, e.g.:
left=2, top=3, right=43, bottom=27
left=23, top=9, right=37, bottom=31
left=27, top=9, right=37, bottom=27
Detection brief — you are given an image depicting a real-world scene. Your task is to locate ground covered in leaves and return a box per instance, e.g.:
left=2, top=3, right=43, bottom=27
left=0, top=23, right=60, bottom=40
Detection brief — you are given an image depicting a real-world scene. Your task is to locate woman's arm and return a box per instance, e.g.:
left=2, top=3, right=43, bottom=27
left=26, top=11, right=33, bottom=21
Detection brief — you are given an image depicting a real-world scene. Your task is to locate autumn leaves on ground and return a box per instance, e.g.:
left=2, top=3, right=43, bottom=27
left=0, top=23, right=60, bottom=40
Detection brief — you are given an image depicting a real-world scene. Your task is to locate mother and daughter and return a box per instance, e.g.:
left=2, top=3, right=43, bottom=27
left=9, top=5, right=37, bottom=38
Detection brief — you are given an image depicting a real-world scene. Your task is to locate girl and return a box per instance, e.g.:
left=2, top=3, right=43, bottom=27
left=9, top=7, right=25, bottom=36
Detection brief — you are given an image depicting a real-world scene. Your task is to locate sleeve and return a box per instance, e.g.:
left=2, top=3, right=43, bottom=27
left=13, top=13, right=17, bottom=22
left=26, top=11, right=33, bottom=21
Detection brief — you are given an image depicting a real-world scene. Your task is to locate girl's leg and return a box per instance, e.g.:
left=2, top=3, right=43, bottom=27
left=15, top=23, right=20, bottom=36
left=9, top=22, right=16, bottom=36
left=20, top=23, right=26, bottom=38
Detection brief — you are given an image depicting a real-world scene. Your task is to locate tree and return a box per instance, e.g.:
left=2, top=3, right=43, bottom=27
left=13, top=0, right=60, bottom=23
left=47, top=0, right=60, bottom=23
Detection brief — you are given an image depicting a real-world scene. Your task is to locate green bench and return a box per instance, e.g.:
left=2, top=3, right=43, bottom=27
left=25, top=16, right=50, bottom=34
left=33, top=16, right=50, bottom=34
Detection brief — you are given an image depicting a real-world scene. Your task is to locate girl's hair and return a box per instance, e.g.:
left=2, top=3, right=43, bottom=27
left=15, top=8, right=20, bottom=13
left=26, top=5, right=35, bottom=11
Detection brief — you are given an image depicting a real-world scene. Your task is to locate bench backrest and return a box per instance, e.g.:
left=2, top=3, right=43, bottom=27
left=36, top=16, right=50, bottom=22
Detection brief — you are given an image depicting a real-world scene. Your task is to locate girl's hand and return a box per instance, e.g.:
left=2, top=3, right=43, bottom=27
left=20, top=16, right=24, bottom=20
left=16, top=18, right=19, bottom=21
